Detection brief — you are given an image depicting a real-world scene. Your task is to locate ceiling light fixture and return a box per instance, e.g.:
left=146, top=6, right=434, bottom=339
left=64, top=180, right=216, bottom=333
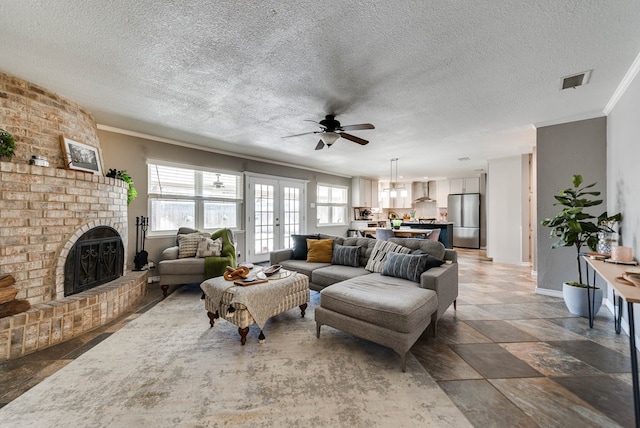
left=320, top=132, right=340, bottom=146
left=383, top=158, right=408, bottom=198
left=213, top=173, right=225, bottom=189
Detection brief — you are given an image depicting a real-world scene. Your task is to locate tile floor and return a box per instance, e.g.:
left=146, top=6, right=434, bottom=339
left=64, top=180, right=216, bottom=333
left=0, top=249, right=636, bottom=427
left=411, top=248, right=635, bottom=427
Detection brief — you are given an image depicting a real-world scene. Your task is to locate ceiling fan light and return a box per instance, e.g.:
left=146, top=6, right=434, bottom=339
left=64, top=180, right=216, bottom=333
left=320, top=132, right=340, bottom=146
left=213, top=173, right=224, bottom=188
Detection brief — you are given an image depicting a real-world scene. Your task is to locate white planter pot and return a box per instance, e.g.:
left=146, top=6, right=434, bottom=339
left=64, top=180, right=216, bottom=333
left=562, top=282, right=603, bottom=317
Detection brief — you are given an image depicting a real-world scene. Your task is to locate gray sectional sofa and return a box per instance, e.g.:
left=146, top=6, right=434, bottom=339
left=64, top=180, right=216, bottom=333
left=270, top=234, right=458, bottom=371
left=269, top=235, right=458, bottom=321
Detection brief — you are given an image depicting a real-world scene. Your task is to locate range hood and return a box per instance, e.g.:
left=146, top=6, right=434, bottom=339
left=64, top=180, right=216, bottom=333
left=414, top=182, right=434, bottom=202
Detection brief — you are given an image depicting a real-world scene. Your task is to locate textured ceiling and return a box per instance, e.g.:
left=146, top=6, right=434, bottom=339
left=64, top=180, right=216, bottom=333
left=2, top=1, right=640, bottom=181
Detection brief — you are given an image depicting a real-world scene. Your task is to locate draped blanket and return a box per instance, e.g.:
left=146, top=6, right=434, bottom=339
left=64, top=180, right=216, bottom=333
left=203, top=256, right=229, bottom=280
left=203, top=228, right=237, bottom=280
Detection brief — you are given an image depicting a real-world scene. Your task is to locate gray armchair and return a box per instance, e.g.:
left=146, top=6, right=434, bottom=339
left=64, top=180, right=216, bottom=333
left=158, top=227, right=236, bottom=297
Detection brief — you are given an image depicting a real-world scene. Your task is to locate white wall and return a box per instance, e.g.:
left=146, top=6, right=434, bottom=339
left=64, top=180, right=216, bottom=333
left=607, top=59, right=640, bottom=334
left=486, top=155, right=530, bottom=265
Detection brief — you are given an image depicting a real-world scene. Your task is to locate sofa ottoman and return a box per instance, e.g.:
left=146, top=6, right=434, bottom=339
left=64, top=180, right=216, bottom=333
left=315, top=276, right=438, bottom=372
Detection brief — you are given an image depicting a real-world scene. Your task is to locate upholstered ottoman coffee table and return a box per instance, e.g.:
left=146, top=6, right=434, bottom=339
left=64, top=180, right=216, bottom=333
left=315, top=277, right=438, bottom=371
left=201, top=270, right=309, bottom=345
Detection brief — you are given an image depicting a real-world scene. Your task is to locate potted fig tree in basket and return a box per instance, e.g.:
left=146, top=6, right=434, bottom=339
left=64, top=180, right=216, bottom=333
left=542, top=174, right=621, bottom=318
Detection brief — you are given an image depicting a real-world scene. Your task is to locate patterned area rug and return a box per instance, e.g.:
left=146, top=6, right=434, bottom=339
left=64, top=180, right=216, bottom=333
left=0, top=287, right=470, bottom=427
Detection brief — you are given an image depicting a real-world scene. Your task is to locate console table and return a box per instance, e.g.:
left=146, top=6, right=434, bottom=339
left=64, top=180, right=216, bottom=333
left=583, top=256, right=640, bottom=426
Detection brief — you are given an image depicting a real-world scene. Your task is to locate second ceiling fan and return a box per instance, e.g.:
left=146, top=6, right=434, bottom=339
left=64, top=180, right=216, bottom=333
left=283, top=114, right=375, bottom=150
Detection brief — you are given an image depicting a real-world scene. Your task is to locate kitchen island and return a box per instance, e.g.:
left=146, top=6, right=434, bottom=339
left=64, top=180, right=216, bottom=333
left=360, top=222, right=453, bottom=249
left=401, top=222, right=453, bottom=249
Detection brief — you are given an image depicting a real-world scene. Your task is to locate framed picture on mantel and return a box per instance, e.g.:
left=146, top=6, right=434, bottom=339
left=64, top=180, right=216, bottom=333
left=60, top=136, right=102, bottom=175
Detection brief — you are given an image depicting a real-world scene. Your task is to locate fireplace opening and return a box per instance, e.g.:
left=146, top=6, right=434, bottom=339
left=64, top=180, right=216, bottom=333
left=64, top=226, right=124, bottom=296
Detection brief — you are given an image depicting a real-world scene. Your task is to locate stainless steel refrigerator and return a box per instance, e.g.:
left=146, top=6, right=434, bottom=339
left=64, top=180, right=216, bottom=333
left=448, top=193, right=480, bottom=249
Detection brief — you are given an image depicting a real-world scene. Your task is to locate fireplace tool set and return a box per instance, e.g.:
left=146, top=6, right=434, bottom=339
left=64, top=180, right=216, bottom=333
left=133, top=216, right=149, bottom=271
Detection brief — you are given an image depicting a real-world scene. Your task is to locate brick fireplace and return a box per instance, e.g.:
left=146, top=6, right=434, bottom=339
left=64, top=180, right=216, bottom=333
left=0, top=161, right=147, bottom=360
left=0, top=72, right=147, bottom=360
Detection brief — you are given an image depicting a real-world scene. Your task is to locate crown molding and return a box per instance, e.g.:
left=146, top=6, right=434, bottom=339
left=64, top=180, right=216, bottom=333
left=604, top=51, right=640, bottom=115
left=96, top=124, right=352, bottom=178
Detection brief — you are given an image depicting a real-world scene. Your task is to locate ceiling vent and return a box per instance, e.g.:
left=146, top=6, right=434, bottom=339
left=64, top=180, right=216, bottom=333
left=561, top=70, right=592, bottom=90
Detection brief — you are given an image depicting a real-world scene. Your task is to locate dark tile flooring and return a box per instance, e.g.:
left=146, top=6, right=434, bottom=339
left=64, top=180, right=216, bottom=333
left=1, top=250, right=637, bottom=427
left=412, top=249, right=636, bottom=427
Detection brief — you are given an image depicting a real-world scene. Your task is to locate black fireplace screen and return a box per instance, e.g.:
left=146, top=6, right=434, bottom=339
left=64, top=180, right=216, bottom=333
left=64, top=226, right=124, bottom=296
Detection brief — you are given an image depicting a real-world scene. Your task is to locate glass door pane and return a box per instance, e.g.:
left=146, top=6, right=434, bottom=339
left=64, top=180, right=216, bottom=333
left=253, top=182, right=275, bottom=257
left=246, top=176, right=305, bottom=262
left=282, top=186, right=301, bottom=249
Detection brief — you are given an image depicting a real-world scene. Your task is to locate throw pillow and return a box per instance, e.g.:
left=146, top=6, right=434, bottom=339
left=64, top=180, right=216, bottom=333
left=332, top=245, right=361, bottom=267
left=177, top=232, right=210, bottom=258
left=306, top=239, right=334, bottom=263
left=196, top=237, right=222, bottom=258
left=381, top=252, right=445, bottom=283
left=291, top=234, right=321, bottom=260
left=364, top=240, right=411, bottom=273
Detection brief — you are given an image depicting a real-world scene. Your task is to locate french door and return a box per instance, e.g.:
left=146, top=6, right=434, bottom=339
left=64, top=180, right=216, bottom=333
left=246, top=174, right=306, bottom=262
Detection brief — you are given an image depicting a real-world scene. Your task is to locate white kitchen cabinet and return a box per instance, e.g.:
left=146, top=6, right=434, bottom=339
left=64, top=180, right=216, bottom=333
left=397, top=185, right=412, bottom=209
left=464, top=177, right=480, bottom=193
left=352, top=177, right=379, bottom=208
left=428, top=181, right=437, bottom=201
left=449, top=178, right=464, bottom=194
left=449, top=177, right=480, bottom=194
left=436, top=180, right=450, bottom=208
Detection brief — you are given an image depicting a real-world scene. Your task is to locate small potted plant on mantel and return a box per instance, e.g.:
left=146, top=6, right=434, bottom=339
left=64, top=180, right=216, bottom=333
left=0, top=128, right=16, bottom=160
left=106, top=169, right=138, bottom=205
left=542, top=174, right=621, bottom=317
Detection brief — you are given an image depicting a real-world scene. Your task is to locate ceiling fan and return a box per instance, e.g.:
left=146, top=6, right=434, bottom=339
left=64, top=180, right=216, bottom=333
left=283, top=114, right=375, bottom=150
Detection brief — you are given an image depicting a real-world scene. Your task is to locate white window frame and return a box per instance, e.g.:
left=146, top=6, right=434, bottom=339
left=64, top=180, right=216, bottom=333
left=316, top=183, right=349, bottom=227
left=147, top=160, right=243, bottom=237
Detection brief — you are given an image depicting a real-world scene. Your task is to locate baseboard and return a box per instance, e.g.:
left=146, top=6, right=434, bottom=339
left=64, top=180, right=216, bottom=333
left=534, top=287, right=562, bottom=298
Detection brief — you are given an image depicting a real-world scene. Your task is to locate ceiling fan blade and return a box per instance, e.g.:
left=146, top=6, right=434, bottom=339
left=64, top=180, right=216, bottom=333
left=340, top=133, right=369, bottom=145
left=340, top=123, right=375, bottom=131
left=315, top=140, right=325, bottom=150
left=304, top=119, right=327, bottom=130
left=282, top=131, right=318, bottom=138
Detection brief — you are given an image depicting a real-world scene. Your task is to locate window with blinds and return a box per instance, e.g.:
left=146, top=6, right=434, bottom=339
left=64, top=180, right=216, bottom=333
left=147, top=162, right=243, bottom=234
left=316, top=184, right=348, bottom=226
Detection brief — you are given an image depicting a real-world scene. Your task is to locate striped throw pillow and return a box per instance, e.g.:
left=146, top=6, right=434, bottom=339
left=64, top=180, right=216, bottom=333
left=177, top=232, right=210, bottom=258
left=364, top=240, right=411, bottom=273
left=332, top=245, right=361, bottom=267
left=381, top=252, right=444, bottom=283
